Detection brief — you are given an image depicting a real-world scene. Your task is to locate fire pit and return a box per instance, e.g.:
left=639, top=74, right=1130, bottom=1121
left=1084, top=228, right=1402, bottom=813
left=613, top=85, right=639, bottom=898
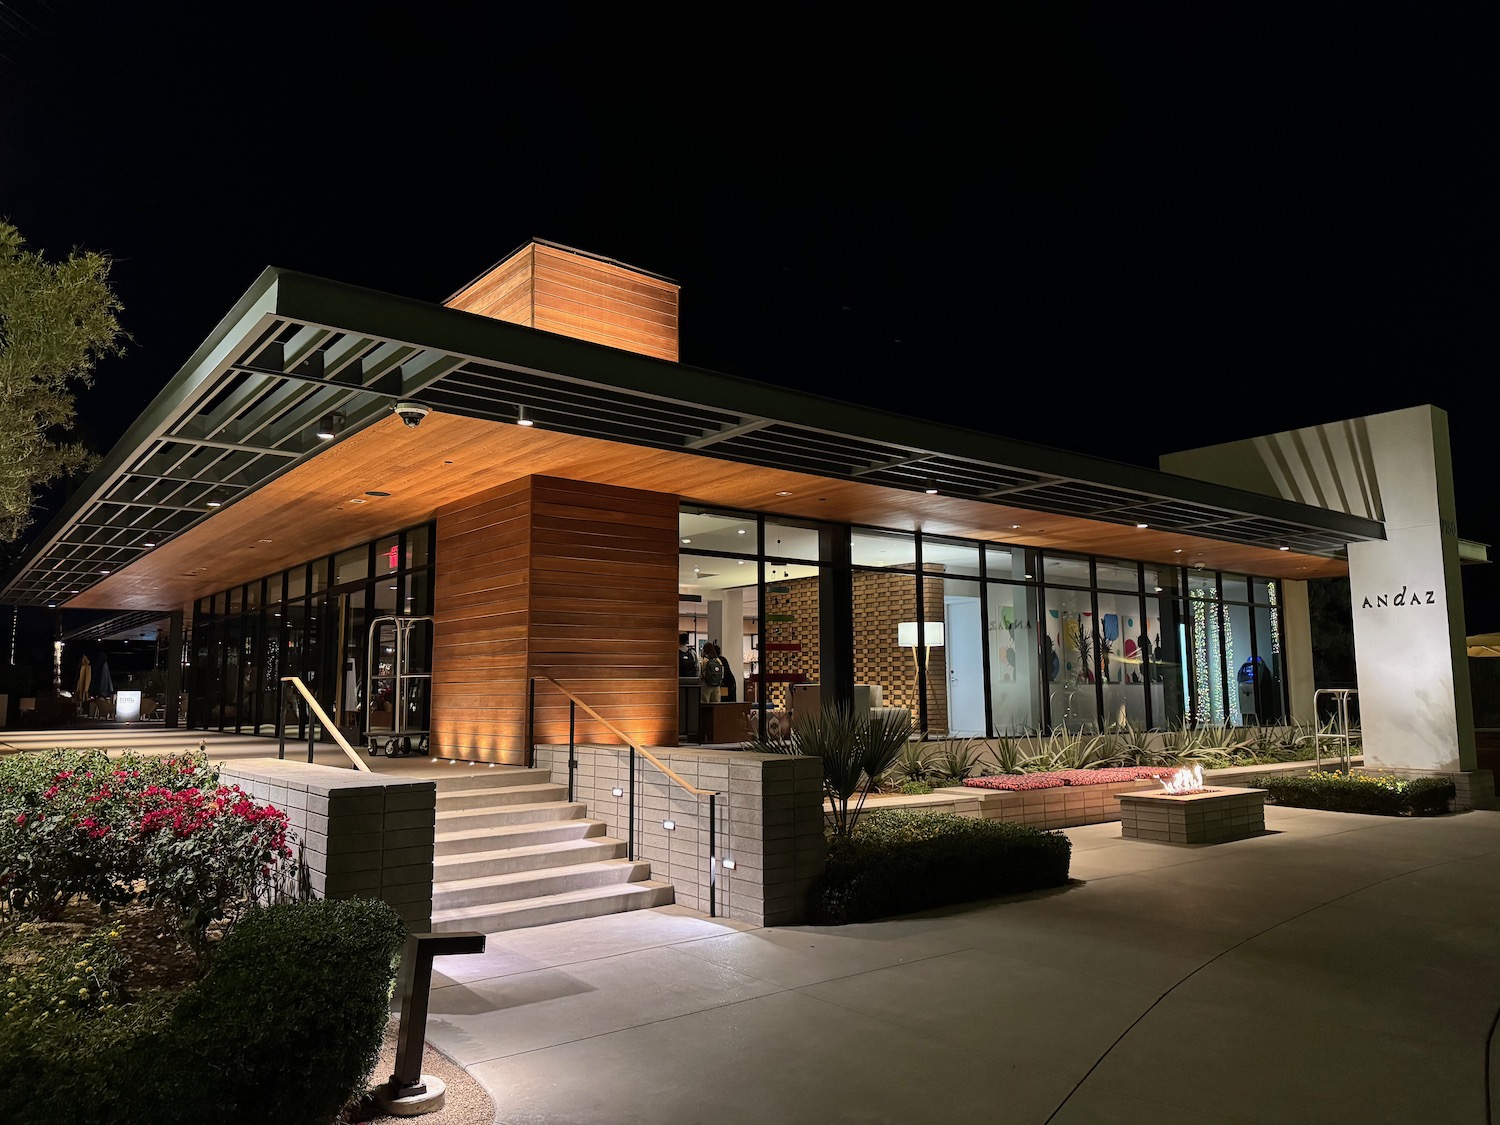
left=1117, top=767, right=1266, bottom=844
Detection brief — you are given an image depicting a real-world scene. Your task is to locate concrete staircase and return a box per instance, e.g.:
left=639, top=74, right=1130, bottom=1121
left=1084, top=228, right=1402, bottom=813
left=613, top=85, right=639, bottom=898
left=429, top=766, right=673, bottom=933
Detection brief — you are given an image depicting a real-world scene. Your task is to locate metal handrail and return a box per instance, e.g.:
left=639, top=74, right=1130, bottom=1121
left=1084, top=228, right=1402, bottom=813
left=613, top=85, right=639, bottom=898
left=530, top=674, right=721, bottom=917
left=1312, top=688, right=1359, bottom=773
left=278, top=676, right=372, bottom=772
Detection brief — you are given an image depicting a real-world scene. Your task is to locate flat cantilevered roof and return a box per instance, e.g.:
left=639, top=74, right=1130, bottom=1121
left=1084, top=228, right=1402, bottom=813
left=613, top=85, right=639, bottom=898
left=1, top=267, right=1385, bottom=607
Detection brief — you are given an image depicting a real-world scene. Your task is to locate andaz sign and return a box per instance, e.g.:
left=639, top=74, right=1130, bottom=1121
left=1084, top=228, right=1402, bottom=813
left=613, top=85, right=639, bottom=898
left=1359, top=586, right=1437, bottom=609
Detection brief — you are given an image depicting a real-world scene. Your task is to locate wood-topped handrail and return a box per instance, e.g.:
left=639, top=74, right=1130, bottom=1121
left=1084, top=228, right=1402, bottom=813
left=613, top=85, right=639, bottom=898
left=280, top=676, right=372, bottom=772
left=535, top=674, right=719, bottom=797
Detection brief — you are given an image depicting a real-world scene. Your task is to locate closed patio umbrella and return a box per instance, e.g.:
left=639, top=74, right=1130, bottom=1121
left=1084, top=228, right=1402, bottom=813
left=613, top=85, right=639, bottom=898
left=75, top=654, right=92, bottom=698
left=94, top=654, right=115, bottom=698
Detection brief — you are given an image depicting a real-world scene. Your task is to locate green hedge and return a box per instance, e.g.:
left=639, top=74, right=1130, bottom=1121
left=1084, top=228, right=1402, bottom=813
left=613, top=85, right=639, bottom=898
left=809, top=810, right=1071, bottom=924
left=0, top=898, right=408, bottom=1125
left=1260, top=771, right=1454, bottom=816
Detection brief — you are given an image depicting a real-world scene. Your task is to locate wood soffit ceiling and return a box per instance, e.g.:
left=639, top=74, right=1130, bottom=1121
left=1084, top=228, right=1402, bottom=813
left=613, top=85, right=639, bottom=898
left=73, top=412, right=1352, bottom=612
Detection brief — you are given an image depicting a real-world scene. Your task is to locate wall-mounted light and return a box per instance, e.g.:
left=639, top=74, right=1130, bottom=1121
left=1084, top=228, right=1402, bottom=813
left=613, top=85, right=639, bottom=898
left=315, top=411, right=345, bottom=440
left=662, top=820, right=676, bottom=831
left=612, top=787, right=624, bottom=797
left=516, top=405, right=534, bottom=427
left=721, top=859, right=737, bottom=871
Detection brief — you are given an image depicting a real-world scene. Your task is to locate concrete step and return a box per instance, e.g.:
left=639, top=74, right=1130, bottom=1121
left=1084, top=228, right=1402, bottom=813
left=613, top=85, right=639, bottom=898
left=436, top=782, right=568, bottom=810
left=430, top=766, right=556, bottom=792
left=435, top=816, right=605, bottom=856
left=433, top=859, right=651, bottom=910
left=433, top=836, right=627, bottom=881
left=431, top=880, right=675, bottom=934
left=435, top=801, right=587, bottom=834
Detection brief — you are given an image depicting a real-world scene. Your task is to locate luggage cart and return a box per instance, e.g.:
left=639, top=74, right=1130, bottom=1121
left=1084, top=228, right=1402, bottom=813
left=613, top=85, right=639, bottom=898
left=366, top=615, right=433, bottom=757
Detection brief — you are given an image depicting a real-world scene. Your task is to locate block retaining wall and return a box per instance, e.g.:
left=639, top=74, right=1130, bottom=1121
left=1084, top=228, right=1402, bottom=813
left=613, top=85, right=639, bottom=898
left=220, top=760, right=436, bottom=933
left=534, top=745, right=826, bottom=927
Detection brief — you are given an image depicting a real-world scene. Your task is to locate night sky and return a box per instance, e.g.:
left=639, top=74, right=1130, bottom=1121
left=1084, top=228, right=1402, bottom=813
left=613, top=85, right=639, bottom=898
left=2, top=5, right=1496, bottom=628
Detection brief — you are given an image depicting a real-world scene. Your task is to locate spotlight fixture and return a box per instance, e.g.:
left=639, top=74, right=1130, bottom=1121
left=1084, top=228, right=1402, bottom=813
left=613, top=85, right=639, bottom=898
left=516, top=405, right=534, bottom=427
left=1135, top=522, right=1149, bottom=529
left=924, top=485, right=940, bottom=495
left=1278, top=545, right=1290, bottom=551
left=206, top=493, right=223, bottom=508
left=315, top=411, right=345, bottom=440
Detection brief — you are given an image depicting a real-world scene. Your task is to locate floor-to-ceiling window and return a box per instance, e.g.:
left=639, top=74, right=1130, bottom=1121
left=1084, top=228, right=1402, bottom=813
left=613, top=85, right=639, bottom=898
left=189, top=522, right=435, bottom=740
left=679, top=503, right=1290, bottom=737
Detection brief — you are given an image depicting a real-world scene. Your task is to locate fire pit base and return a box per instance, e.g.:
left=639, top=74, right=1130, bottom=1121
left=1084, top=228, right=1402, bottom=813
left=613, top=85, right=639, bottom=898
left=1117, top=786, right=1266, bottom=844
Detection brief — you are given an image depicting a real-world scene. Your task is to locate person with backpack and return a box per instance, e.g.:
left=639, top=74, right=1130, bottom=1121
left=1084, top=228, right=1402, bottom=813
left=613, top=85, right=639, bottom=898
left=699, top=641, right=725, bottom=703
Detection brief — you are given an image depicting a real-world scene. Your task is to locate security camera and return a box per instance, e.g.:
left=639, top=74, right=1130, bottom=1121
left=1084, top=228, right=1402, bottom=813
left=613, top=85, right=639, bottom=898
left=393, top=401, right=431, bottom=428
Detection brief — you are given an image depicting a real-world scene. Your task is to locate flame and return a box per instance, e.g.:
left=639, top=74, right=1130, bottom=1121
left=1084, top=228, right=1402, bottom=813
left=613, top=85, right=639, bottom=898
left=1158, top=764, right=1206, bottom=795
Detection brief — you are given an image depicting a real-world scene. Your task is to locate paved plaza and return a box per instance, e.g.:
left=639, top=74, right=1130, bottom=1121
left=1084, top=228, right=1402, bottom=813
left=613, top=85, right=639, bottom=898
left=426, top=804, right=1500, bottom=1125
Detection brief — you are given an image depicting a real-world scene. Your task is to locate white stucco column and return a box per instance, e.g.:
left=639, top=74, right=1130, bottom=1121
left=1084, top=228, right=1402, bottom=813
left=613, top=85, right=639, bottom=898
left=1345, top=407, right=1475, bottom=772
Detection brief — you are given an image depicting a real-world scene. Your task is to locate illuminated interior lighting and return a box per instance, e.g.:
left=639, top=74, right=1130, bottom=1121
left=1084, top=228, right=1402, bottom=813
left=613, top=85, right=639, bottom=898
left=776, top=491, right=792, bottom=497
left=315, top=411, right=345, bottom=440
left=681, top=538, right=691, bottom=544
left=1278, top=545, right=1290, bottom=551
left=1136, top=523, right=1149, bottom=529
left=516, top=405, right=534, bottom=427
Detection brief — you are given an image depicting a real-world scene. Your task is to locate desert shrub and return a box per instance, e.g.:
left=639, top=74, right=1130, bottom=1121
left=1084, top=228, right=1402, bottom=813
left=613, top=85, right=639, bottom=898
left=809, top=810, right=1071, bottom=924
left=1261, top=771, right=1453, bottom=816
left=898, top=780, right=933, bottom=795
left=0, top=898, right=407, bottom=1125
left=887, top=741, right=932, bottom=786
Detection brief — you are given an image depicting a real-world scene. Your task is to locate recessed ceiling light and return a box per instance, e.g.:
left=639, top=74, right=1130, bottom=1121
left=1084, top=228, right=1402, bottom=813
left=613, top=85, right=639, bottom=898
left=737, top=559, right=746, bottom=565
left=349, top=498, right=367, bottom=505
left=737, top=528, right=747, bottom=535
left=681, top=538, right=691, bottom=544
left=259, top=538, right=272, bottom=544
left=776, top=491, right=792, bottom=497
left=1174, top=549, right=1183, bottom=554
left=1011, top=524, right=1020, bottom=530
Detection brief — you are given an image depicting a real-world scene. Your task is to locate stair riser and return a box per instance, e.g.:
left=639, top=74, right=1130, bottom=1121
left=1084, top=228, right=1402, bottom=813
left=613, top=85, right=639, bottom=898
left=437, top=785, right=567, bottom=810
left=432, top=885, right=675, bottom=933
left=434, top=840, right=626, bottom=880
left=435, top=820, right=604, bottom=855
left=436, top=804, right=585, bottom=831
left=434, top=862, right=652, bottom=909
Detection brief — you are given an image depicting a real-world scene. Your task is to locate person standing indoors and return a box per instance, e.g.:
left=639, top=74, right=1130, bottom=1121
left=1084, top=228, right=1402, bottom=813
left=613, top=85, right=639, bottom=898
left=678, top=632, right=699, bottom=678
left=699, top=641, right=725, bottom=703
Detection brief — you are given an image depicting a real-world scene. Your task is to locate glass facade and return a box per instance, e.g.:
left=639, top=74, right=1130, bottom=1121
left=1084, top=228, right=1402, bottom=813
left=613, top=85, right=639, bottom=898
left=681, top=505, right=1291, bottom=737
left=189, top=522, right=435, bottom=741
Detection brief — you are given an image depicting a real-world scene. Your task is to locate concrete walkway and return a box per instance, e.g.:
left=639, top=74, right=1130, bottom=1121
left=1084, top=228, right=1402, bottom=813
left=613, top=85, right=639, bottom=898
left=426, top=804, right=1500, bottom=1125
left=7, top=729, right=1498, bottom=1122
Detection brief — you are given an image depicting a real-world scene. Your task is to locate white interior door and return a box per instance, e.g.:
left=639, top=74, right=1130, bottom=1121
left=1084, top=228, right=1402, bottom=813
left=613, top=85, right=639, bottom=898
left=945, top=597, right=985, bottom=735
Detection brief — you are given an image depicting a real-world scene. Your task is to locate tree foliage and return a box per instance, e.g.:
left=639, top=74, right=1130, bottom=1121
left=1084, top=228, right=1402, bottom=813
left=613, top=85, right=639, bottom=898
left=0, top=221, right=124, bottom=540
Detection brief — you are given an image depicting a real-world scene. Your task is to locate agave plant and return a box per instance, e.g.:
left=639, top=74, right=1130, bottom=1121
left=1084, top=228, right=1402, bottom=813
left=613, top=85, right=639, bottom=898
left=928, top=737, right=986, bottom=785
left=887, top=740, right=933, bottom=787
left=989, top=735, right=1026, bottom=775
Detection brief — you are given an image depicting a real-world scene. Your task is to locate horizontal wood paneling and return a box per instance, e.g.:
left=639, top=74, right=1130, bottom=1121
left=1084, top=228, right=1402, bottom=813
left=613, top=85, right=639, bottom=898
left=428, top=474, right=680, bottom=764
left=442, top=241, right=679, bottom=362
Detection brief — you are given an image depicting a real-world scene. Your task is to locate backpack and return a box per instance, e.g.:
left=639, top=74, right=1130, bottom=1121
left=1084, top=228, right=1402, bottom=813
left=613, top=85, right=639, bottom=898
left=702, top=657, right=724, bottom=688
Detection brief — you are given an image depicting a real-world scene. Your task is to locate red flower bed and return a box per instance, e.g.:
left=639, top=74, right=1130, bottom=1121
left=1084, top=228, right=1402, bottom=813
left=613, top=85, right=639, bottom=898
left=1050, top=767, right=1178, bottom=787
left=962, top=774, right=1067, bottom=791
left=963, top=766, right=1179, bottom=791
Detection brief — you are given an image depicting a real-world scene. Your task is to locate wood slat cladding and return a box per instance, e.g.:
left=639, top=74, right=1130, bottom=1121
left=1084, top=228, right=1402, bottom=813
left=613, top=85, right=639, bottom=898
left=430, top=475, right=679, bottom=764
left=445, top=241, right=679, bottom=362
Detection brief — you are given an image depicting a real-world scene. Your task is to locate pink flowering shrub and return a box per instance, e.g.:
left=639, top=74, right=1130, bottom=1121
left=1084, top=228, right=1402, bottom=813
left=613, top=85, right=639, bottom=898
left=0, top=749, right=295, bottom=945
left=138, top=783, right=294, bottom=952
